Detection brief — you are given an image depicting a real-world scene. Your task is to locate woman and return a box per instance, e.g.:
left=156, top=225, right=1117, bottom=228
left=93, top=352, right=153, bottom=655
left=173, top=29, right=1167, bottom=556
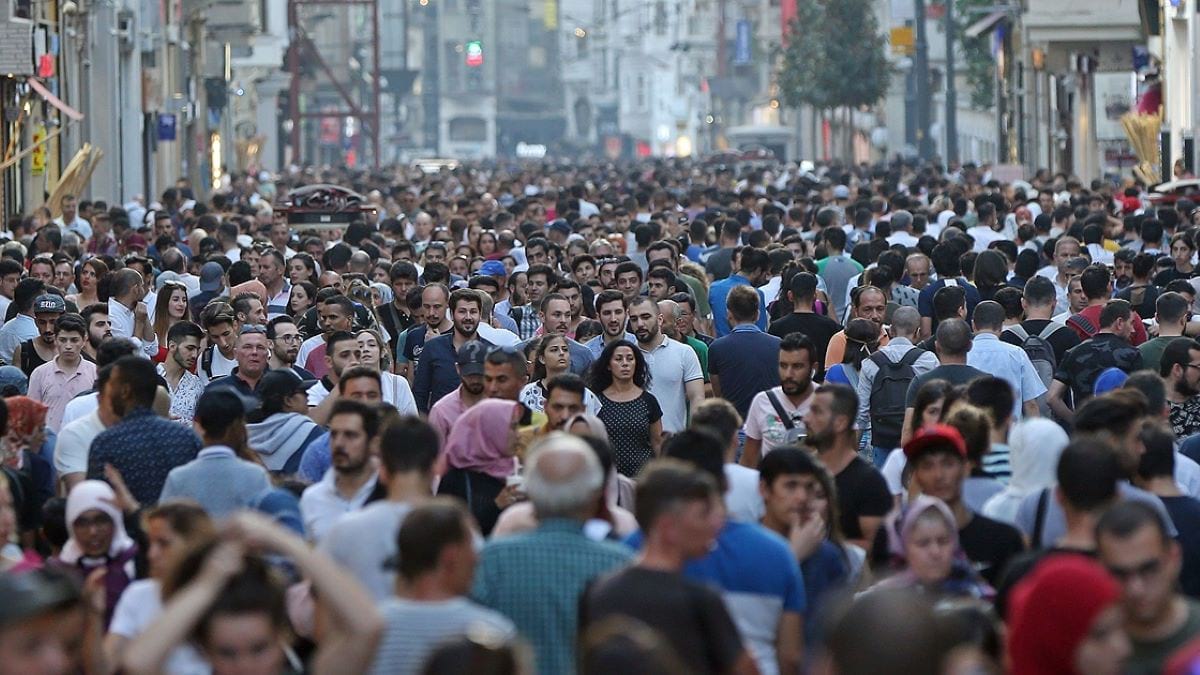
left=972, top=249, right=1010, bottom=302
left=589, top=340, right=663, bottom=477
left=52, top=480, right=139, bottom=627
left=67, top=257, right=109, bottom=308
left=0, top=470, right=38, bottom=571
left=1007, top=555, right=1129, bottom=675
left=477, top=230, right=498, bottom=257
left=368, top=282, right=393, bottom=310
left=871, top=495, right=991, bottom=599
left=825, top=318, right=880, bottom=389
left=982, top=418, right=1069, bottom=525
left=122, top=512, right=382, bottom=675
left=152, top=281, right=191, bottom=361
left=884, top=380, right=962, bottom=499
left=437, top=399, right=524, bottom=535
left=4, top=396, right=54, bottom=514
left=1156, top=232, right=1197, bottom=286
left=287, top=281, right=318, bottom=319
left=356, top=329, right=418, bottom=415
left=287, top=252, right=319, bottom=286
left=519, top=334, right=601, bottom=415
left=105, top=502, right=215, bottom=674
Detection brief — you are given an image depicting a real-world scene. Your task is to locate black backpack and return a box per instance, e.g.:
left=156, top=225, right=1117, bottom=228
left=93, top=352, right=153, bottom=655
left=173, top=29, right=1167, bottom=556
left=868, top=348, right=925, bottom=449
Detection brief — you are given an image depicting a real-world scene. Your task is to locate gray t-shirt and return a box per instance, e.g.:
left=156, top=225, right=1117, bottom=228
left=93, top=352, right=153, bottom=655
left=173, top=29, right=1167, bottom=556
left=1015, top=482, right=1178, bottom=548
left=320, top=501, right=413, bottom=601
left=369, top=597, right=515, bottom=675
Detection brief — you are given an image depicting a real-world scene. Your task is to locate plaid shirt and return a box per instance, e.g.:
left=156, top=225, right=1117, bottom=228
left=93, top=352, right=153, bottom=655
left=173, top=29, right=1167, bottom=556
left=471, top=519, right=631, bottom=675
left=515, top=303, right=541, bottom=340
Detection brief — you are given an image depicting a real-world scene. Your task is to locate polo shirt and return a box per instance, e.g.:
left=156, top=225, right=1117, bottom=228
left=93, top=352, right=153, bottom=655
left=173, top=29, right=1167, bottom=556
left=708, top=325, right=781, bottom=418
left=264, top=281, right=291, bottom=319
left=639, top=335, right=703, bottom=433
left=585, top=332, right=637, bottom=360
left=27, top=357, right=97, bottom=432
left=917, top=277, right=982, bottom=326
left=299, top=468, right=380, bottom=542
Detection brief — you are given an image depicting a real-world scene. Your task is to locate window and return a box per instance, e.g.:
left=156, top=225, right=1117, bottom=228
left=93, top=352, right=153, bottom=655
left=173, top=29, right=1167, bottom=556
left=13, top=0, right=32, bottom=20
left=448, top=117, right=487, bottom=142
left=636, top=74, right=645, bottom=109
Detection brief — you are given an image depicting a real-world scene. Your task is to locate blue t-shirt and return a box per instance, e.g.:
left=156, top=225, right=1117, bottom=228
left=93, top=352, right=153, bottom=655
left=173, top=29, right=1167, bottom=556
left=917, top=277, right=982, bottom=325
left=708, top=326, right=782, bottom=419
left=800, top=541, right=848, bottom=644
left=709, top=274, right=768, bottom=337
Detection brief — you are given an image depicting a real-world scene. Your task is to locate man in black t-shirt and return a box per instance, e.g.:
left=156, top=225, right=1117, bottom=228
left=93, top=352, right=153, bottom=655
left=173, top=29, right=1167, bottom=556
left=581, top=460, right=751, bottom=675
left=999, top=276, right=1080, bottom=363
left=768, top=272, right=840, bottom=364
left=1048, top=299, right=1143, bottom=421
left=870, top=424, right=1024, bottom=586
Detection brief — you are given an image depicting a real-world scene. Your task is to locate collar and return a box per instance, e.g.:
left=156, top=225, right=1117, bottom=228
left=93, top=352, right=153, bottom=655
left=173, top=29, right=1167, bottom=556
left=198, top=445, right=237, bottom=459
left=729, top=273, right=751, bottom=285
left=974, top=332, right=999, bottom=342
left=889, top=337, right=914, bottom=347
left=51, top=356, right=84, bottom=374
left=537, top=518, right=585, bottom=534
left=730, top=323, right=763, bottom=333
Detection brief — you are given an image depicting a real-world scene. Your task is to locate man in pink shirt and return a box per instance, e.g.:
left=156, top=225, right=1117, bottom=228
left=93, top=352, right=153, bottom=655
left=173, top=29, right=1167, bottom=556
left=27, top=314, right=97, bottom=432
left=428, top=341, right=487, bottom=444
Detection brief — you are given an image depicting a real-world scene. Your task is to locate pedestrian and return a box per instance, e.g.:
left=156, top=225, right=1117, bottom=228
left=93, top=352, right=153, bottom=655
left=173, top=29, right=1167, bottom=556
left=628, top=297, right=704, bottom=434
left=246, top=368, right=325, bottom=475
left=26, top=313, right=96, bottom=432
left=589, top=339, right=663, bottom=477
left=299, top=399, right=381, bottom=541
left=436, top=399, right=523, bottom=535
left=708, top=285, right=780, bottom=418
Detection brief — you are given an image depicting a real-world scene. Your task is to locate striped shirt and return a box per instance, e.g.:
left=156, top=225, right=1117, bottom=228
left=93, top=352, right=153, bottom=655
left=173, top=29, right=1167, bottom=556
left=368, top=597, right=514, bottom=675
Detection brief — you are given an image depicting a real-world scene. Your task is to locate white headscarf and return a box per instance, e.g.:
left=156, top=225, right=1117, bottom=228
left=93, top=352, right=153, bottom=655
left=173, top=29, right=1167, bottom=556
left=59, top=480, right=135, bottom=564
left=982, top=419, right=1069, bottom=525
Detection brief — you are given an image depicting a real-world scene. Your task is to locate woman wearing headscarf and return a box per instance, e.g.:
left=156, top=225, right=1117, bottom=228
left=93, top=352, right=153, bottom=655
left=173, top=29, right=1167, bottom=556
left=436, top=399, right=523, bottom=535
left=51, top=480, right=139, bottom=627
left=2, top=396, right=54, bottom=530
left=869, top=495, right=991, bottom=600
left=982, top=418, right=1069, bottom=525
left=1008, top=554, right=1129, bottom=675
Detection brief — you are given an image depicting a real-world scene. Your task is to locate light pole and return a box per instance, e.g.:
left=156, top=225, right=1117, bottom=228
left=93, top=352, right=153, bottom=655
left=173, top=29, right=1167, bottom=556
left=914, top=0, right=934, bottom=160
left=944, top=0, right=958, bottom=163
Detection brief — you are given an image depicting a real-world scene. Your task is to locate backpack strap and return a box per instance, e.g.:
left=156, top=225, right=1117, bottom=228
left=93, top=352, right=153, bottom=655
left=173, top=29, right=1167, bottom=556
left=765, top=390, right=795, bottom=430
left=1005, top=324, right=1029, bottom=341
left=201, top=346, right=215, bottom=379
left=1038, top=321, right=1068, bottom=340
left=1068, top=313, right=1097, bottom=336
left=1032, top=488, right=1050, bottom=549
left=897, top=347, right=924, bottom=368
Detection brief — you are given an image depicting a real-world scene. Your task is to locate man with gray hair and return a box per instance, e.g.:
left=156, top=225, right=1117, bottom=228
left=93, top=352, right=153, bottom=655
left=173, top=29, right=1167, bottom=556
left=885, top=210, right=919, bottom=249
left=854, top=305, right=940, bottom=467
left=472, top=433, right=632, bottom=675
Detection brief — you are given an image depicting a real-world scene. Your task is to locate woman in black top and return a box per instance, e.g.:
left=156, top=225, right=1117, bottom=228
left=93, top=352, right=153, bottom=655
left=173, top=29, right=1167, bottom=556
left=589, top=340, right=663, bottom=477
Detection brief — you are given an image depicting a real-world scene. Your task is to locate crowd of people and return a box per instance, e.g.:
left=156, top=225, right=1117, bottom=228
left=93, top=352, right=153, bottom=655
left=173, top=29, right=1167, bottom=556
left=4, top=157, right=1200, bottom=674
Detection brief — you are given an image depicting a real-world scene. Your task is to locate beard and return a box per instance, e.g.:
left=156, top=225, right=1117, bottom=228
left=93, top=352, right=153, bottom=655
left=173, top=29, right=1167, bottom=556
left=781, top=377, right=811, bottom=396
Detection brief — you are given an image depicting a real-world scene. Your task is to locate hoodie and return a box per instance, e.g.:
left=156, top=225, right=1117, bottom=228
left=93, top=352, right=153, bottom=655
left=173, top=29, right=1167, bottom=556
left=247, top=412, right=325, bottom=474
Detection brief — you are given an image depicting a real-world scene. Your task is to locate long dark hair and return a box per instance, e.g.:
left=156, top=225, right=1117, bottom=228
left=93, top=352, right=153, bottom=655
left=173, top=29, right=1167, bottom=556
left=589, top=339, right=648, bottom=392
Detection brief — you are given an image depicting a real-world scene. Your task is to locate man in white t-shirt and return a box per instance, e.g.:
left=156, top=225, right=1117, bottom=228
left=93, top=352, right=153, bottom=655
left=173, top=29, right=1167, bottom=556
left=628, top=297, right=704, bottom=433
left=742, top=333, right=817, bottom=468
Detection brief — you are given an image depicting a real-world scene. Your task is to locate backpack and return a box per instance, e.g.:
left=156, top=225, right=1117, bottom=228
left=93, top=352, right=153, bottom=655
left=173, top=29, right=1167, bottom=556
left=1066, top=312, right=1097, bottom=339
left=1003, top=322, right=1065, bottom=416
left=868, top=348, right=925, bottom=449
left=200, top=345, right=216, bottom=381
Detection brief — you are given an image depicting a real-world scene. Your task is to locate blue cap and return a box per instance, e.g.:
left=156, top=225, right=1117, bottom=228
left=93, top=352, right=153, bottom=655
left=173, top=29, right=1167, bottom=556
left=479, top=260, right=506, bottom=277
left=548, top=219, right=571, bottom=235
left=1093, top=367, right=1129, bottom=396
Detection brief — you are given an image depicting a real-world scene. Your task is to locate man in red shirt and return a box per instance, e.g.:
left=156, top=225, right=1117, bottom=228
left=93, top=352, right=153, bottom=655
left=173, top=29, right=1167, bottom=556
left=1068, top=263, right=1148, bottom=346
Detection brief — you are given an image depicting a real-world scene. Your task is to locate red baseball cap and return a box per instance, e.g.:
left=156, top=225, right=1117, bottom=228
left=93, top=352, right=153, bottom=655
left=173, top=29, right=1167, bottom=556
left=902, top=424, right=967, bottom=461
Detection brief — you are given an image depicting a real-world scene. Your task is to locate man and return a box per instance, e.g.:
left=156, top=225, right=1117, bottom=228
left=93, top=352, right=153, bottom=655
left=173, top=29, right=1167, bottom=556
left=368, top=499, right=516, bottom=675
left=628, top=297, right=704, bottom=434
left=153, top=320, right=203, bottom=427
left=188, top=261, right=225, bottom=321
left=27, top=314, right=96, bottom=432
left=1118, top=252, right=1161, bottom=319
left=298, top=295, right=357, bottom=379
left=514, top=264, right=555, bottom=339
left=659, top=298, right=710, bottom=386
left=705, top=218, right=744, bottom=282
left=1161, top=339, right=1200, bottom=439
left=1141, top=292, right=1191, bottom=374
left=902, top=319, right=985, bottom=441
left=159, top=387, right=270, bottom=517
left=967, top=202, right=1005, bottom=251
left=298, top=365, right=384, bottom=482
left=709, top=285, right=781, bottom=418
left=323, top=416, right=441, bottom=601
left=1097, top=501, right=1200, bottom=674
left=1048, top=299, right=1144, bottom=421
left=582, top=459, right=755, bottom=675
left=401, top=284, right=452, bottom=379
left=413, top=288, right=492, bottom=413
left=692, top=398, right=765, bottom=523
left=585, top=290, right=636, bottom=359
left=80, top=302, right=112, bottom=362
left=306, top=331, right=362, bottom=408
left=14, top=293, right=66, bottom=377
left=300, top=399, right=381, bottom=541
left=428, top=340, right=487, bottom=442
left=709, top=247, right=769, bottom=337
left=917, top=242, right=981, bottom=338
left=967, top=300, right=1047, bottom=420
left=107, top=268, right=156, bottom=359
left=542, top=373, right=588, bottom=431
left=257, top=249, right=290, bottom=319
left=197, top=303, right=238, bottom=384
left=767, top=272, right=840, bottom=359
left=87, top=355, right=202, bottom=504
left=1044, top=236, right=1083, bottom=315
left=999, top=275, right=1080, bottom=364
left=206, top=324, right=270, bottom=399
left=854, top=306, right=939, bottom=466
left=0, top=258, right=24, bottom=323
left=612, top=261, right=643, bottom=297
left=1135, top=422, right=1200, bottom=598
left=874, top=424, right=1025, bottom=585
left=377, top=261, right=419, bottom=355
left=472, top=434, right=631, bottom=675
left=266, top=315, right=315, bottom=378
left=742, top=333, right=818, bottom=468
left=54, top=193, right=92, bottom=240
left=1067, top=263, right=1149, bottom=346
left=0, top=279, right=46, bottom=365
left=825, top=285, right=890, bottom=366
left=804, top=384, right=892, bottom=547
left=483, top=345, right=530, bottom=401
left=816, top=226, right=862, bottom=323
left=757, top=447, right=850, bottom=642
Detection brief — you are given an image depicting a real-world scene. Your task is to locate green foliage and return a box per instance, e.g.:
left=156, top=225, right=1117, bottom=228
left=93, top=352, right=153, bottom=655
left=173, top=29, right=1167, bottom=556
left=956, top=0, right=996, bottom=109
left=778, top=0, right=891, bottom=111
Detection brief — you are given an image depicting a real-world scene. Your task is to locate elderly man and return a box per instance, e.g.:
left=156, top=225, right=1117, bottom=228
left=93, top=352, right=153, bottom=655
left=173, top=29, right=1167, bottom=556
left=472, top=434, right=632, bottom=675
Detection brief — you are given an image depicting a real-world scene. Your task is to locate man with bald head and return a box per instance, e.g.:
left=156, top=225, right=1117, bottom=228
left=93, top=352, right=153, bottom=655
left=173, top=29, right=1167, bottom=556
left=855, top=305, right=940, bottom=466
left=107, top=267, right=157, bottom=358
left=901, top=318, right=986, bottom=445
left=472, top=433, right=632, bottom=675
left=825, top=285, right=891, bottom=366
left=659, top=298, right=710, bottom=387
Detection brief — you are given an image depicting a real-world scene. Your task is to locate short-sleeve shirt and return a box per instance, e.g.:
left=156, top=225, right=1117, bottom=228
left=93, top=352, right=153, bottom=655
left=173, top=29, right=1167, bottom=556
left=640, top=336, right=703, bottom=433
left=708, top=326, right=782, bottom=418
left=768, top=312, right=842, bottom=359
left=743, top=386, right=813, bottom=455
left=834, top=457, right=893, bottom=541
left=370, top=597, right=515, bottom=675
left=1053, top=333, right=1143, bottom=405
left=917, top=277, right=982, bottom=325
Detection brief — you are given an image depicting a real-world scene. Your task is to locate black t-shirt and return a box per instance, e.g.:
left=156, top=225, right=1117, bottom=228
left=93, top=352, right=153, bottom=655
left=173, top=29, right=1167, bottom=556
left=1053, top=333, right=1143, bottom=405
left=993, top=547, right=1096, bottom=619
left=1163, top=495, right=1200, bottom=598
left=833, top=456, right=893, bottom=541
left=581, top=567, right=744, bottom=675
left=869, top=510, right=1025, bottom=587
left=768, top=312, right=842, bottom=360
left=1000, top=319, right=1082, bottom=364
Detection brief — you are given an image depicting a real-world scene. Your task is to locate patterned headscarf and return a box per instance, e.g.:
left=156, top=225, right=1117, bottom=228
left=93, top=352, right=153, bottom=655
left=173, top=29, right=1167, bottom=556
left=4, top=396, right=47, bottom=440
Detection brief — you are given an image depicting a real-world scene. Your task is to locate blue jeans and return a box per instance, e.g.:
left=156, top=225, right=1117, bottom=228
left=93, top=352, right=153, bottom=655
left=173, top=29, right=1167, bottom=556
left=871, top=446, right=893, bottom=469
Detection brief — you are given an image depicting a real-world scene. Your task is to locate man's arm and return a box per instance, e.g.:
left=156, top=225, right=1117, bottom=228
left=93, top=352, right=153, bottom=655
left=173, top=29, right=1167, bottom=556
left=685, top=377, right=706, bottom=412
left=1047, top=379, right=1072, bottom=422
left=775, top=611, right=804, bottom=675
left=709, top=372, right=722, bottom=399
left=740, top=437, right=763, bottom=469
left=411, top=344, right=435, bottom=414
left=1023, top=399, right=1041, bottom=418
left=899, top=407, right=916, bottom=447
left=10, top=343, right=21, bottom=373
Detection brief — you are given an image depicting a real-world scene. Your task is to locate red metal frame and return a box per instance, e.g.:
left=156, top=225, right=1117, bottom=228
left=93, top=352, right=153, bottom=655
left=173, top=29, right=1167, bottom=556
left=287, top=0, right=382, bottom=168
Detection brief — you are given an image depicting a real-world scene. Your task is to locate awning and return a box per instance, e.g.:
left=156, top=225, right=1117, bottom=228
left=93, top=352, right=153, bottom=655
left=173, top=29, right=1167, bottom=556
left=26, top=77, right=83, bottom=121
left=965, top=11, right=1007, bottom=39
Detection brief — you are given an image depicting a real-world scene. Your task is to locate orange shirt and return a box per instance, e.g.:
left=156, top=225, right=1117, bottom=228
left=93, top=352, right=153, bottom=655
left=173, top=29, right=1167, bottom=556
left=824, top=329, right=891, bottom=368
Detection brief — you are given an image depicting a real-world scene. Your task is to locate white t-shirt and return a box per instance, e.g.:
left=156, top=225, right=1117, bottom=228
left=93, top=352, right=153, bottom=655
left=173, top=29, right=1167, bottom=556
left=639, top=336, right=703, bottom=433
left=199, top=348, right=237, bottom=385
left=109, top=580, right=210, bottom=675
left=724, top=463, right=765, bottom=523
left=60, top=391, right=99, bottom=429
left=54, top=410, right=106, bottom=477
left=743, top=386, right=813, bottom=456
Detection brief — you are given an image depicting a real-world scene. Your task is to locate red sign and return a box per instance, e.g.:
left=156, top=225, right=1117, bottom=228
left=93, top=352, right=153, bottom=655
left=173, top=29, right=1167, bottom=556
left=927, top=3, right=946, bottom=19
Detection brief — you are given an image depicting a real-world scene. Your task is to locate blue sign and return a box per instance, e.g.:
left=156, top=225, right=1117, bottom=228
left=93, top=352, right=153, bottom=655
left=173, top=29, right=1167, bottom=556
left=157, top=113, right=177, bottom=141
left=734, top=20, right=751, bottom=66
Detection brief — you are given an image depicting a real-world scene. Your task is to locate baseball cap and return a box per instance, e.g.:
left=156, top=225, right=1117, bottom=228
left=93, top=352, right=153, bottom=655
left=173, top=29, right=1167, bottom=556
left=902, top=424, right=967, bottom=461
left=548, top=219, right=571, bottom=236
left=0, top=568, right=82, bottom=627
left=195, top=386, right=260, bottom=420
left=259, top=369, right=317, bottom=403
left=456, top=340, right=489, bottom=376
left=155, top=271, right=182, bottom=291
left=200, top=261, right=224, bottom=291
left=479, top=260, right=507, bottom=277
left=1093, top=367, right=1129, bottom=396
left=833, top=185, right=851, bottom=200
left=180, top=199, right=197, bottom=212
left=33, top=294, right=66, bottom=314
left=125, top=234, right=148, bottom=250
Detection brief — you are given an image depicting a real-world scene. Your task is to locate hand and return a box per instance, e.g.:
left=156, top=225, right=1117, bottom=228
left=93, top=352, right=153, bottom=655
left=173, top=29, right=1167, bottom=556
left=82, top=568, right=108, bottom=616
left=494, top=484, right=526, bottom=510
left=134, top=302, right=148, bottom=322
left=198, top=540, right=246, bottom=585
left=103, top=464, right=141, bottom=514
left=224, top=511, right=289, bottom=552
left=788, top=512, right=826, bottom=561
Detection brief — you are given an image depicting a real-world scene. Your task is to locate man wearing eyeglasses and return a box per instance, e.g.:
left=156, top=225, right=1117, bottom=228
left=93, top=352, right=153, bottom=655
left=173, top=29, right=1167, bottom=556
left=205, top=324, right=271, bottom=401
left=1161, top=339, right=1200, bottom=438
